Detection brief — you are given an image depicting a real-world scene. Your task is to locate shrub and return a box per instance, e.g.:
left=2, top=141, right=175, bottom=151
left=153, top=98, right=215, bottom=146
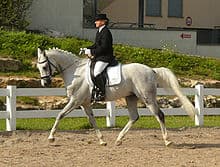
left=0, top=0, right=33, bottom=30
left=0, top=30, right=219, bottom=80
left=114, top=45, right=220, bottom=79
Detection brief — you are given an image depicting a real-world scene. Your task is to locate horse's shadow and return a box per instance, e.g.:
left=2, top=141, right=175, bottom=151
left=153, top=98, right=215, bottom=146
left=170, top=143, right=220, bottom=149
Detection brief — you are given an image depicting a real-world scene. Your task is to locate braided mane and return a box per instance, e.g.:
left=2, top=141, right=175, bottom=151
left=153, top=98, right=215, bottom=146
left=45, top=47, right=87, bottom=67
left=47, top=47, right=74, bottom=56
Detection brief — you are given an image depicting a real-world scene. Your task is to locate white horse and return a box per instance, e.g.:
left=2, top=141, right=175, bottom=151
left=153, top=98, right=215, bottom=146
left=37, top=47, right=196, bottom=146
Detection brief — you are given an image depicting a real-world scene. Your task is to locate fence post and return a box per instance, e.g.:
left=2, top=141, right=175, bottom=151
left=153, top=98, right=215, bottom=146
left=106, top=101, right=115, bottom=127
left=6, top=85, right=16, bottom=131
left=195, top=84, right=204, bottom=126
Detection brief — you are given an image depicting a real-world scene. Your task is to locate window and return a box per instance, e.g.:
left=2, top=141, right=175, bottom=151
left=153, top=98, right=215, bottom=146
left=168, top=0, right=183, bottom=17
left=146, top=0, right=161, bottom=17
left=83, top=0, right=97, bottom=27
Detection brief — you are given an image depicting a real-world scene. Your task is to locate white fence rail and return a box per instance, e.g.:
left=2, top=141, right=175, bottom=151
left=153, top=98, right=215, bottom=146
left=0, top=85, right=219, bottom=131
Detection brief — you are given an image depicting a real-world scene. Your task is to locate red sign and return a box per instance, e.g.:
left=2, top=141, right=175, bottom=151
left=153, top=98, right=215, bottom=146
left=186, top=17, right=192, bottom=26
left=180, top=33, right=192, bottom=39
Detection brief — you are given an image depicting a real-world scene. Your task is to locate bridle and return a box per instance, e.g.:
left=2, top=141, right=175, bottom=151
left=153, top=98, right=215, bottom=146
left=38, top=51, right=87, bottom=80
left=38, top=54, right=58, bottom=80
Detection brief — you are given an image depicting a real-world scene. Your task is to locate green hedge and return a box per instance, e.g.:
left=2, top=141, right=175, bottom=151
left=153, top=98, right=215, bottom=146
left=0, top=0, right=33, bottom=30
left=0, top=30, right=91, bottom=71
left=114, top=45, right=220, bottom=79
left=0, top=30, right=219, bottom=80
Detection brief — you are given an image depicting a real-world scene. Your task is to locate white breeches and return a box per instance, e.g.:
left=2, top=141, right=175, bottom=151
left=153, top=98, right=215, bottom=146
left=94, top=61, right=109, bottom=77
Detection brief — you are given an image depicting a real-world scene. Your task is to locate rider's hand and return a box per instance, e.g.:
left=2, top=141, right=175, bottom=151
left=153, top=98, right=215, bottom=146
left=85, top=49, right=94, bottom=59
left=79, top=48, right=87, bottom=55
left=85, top=49, right=91, bottom=55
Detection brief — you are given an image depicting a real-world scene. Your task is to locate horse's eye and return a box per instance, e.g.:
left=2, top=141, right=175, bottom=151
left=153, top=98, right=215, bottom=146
left=43, top=66, right=47, bottom=70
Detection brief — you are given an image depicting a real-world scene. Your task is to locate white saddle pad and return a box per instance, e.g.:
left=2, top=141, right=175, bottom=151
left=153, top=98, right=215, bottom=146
left=86, top=61, right=122, bottom=87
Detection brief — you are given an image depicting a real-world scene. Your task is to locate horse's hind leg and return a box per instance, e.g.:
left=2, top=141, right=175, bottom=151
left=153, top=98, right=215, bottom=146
left=147, top=102, right=172, bottom=146
left=115, top=95, right=139, bottom=146
left=82, top=104, right=107, bottom=146
left=140, top=80, right=172, bottom=146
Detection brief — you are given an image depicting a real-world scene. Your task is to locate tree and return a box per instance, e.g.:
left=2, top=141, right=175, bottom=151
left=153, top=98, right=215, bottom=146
left=0, top=0, right=33, bottom=30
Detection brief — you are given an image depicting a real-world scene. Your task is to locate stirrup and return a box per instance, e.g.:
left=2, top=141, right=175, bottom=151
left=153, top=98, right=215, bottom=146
left=91, top=88, right=105, bottom=103
left=94, top=93, right=105, bottom=101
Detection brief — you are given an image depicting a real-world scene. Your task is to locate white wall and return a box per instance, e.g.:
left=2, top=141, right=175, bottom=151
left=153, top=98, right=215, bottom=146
left=28, top=1, right=219, bottom=58
left=197, top=45, right=220, bottom=58
left=28, top=0, right=83, bottom=37
left=83, top=28, right=197, bottom=55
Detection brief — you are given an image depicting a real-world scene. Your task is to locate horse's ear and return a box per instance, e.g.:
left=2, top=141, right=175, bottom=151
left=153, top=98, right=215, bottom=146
left=37, top=48, right=42, bottom=57
left=37, top=48, right=46, bottom=62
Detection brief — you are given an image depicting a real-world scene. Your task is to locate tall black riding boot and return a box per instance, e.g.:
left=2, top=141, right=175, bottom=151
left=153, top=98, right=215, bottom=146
left=94, top=73, right=106, bottom=101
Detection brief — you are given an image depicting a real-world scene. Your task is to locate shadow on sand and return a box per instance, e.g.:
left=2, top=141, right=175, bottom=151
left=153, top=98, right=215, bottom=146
left=169, top=143, right=220, bottom=149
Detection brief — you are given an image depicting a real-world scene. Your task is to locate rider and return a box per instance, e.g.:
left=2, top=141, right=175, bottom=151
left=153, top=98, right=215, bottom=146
left=84, top=14, right=116, bottom=102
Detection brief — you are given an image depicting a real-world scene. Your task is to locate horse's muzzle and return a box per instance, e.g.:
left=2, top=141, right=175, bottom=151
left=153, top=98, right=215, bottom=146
left=41, top=78, right=52, bottom=87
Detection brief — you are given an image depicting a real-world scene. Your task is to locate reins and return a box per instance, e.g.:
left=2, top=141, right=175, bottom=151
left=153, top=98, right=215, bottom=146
left=59, top=60, right=87, bottom=73
left=38, top=53, right=87, bottom=79
left=38, top=55, right=58, bottom=79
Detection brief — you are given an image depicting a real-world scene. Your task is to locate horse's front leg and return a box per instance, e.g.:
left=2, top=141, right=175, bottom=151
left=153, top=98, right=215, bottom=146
left=66, top=84, right=74, bottom=98
left=48, top=96, right=78, bottom=142
left=82, top=104, right=107, bottom=146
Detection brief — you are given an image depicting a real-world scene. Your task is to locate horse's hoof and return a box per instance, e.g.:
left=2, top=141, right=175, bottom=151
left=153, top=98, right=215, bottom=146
left=115, top=140, right=122, bottom=146
left=48, top=137, right=55, bottom=143
left=165, top=140, right=173, bottom=147
left=100, top=141, right=107, bottom=146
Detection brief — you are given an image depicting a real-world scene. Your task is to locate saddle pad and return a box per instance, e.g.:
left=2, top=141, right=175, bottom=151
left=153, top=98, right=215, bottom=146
left=86, top=61, right=122, bottom=87
left=107, top=64, right=122, bottom=86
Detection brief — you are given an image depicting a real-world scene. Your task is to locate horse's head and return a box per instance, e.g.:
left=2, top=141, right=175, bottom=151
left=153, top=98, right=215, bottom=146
left=37, top=48, right=58, bottom=87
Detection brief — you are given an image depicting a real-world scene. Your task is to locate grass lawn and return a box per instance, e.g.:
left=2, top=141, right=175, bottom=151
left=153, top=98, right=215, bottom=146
left=0, top=116, right=219, bottom=131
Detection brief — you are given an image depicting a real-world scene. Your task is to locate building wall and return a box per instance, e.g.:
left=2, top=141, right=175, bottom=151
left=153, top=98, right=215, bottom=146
left=28, top=0, right=220, bottom=58
left=101, top=0, right=138, bottom=23
left=101, top=0, right=220, bottom=29
left=28, top=0, right=83, bottom=37
left=197, top=45, right=220, bottom=58
left=83, top=28, right=197, bottom=55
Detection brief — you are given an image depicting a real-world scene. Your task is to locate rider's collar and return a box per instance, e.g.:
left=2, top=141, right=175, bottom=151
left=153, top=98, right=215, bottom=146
left=98, top=25, right=105, bottom=33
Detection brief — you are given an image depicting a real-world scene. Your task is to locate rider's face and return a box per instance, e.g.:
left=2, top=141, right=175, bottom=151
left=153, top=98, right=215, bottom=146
left=95, top=20, right=106, bottom=28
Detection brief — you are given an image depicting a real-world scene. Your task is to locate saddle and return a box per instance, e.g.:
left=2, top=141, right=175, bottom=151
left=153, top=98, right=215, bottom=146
left=86, top=60, right=121, bottom=102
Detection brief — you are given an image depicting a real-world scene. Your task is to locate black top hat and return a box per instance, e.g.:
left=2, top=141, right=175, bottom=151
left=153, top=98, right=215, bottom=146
left=95, top=14, right=109, bottom=21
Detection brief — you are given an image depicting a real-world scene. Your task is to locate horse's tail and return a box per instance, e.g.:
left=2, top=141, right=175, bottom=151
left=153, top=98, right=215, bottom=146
left=153, top=67, right=196, bottom=119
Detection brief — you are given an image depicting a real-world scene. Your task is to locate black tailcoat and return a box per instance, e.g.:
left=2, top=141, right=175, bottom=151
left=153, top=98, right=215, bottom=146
left=88, top=26, right=115, bottom=63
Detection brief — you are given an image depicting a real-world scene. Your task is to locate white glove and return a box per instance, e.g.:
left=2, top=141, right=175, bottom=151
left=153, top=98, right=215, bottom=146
left=85, top=49, right=91, bottom=55
left=79, top=48, right=87, bottom=55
